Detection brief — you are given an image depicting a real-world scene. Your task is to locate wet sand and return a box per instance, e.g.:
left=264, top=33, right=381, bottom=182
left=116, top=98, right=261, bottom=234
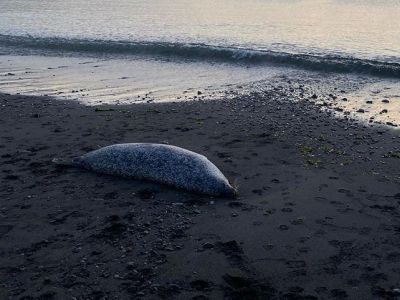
left=1, top=86, right=400, bottom=299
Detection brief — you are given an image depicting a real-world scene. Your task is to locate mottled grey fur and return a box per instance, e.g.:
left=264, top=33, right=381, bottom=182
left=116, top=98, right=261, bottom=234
left=54, top=143, right=236, bottom=197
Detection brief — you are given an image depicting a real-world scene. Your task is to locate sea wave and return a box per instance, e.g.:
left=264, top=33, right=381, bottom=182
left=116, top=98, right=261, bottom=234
left=1, top=34, right=399, bottom=78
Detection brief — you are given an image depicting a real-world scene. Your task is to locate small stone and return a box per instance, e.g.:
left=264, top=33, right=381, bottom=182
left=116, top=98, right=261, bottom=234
left=126, top=261, right=136, bottom=267
left=291, top=218, right=305, bottom=225
left=281, top=207, right=293, bottom=213
left=136, top=188, right=156, bottom=200
left=279, top=225, right=289, bottom=230
left=202, top=243, right=214, bottom=249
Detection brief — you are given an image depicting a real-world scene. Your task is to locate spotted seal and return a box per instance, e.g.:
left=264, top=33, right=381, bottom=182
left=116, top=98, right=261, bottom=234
left=53, top=143, right=236, bottom=197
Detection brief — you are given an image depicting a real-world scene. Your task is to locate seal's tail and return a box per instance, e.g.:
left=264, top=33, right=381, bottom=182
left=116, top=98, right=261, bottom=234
left=52, top=157, right=83, bottom=167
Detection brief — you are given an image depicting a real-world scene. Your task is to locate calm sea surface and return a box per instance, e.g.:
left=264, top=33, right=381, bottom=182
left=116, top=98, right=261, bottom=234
left=0, top=0, right=399, bottom=62
left=0, top=0, right=399, bottom=124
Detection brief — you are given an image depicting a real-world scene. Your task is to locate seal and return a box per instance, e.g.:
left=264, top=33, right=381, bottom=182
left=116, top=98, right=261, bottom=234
left=53, top=143, right=236, bottom=197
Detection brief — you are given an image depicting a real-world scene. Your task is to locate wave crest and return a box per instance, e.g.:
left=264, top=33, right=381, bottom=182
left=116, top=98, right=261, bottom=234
left=1, top=34, right=399, bottom=78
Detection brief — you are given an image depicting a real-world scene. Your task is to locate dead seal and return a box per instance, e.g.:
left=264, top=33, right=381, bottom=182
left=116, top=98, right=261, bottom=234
left=53, top=143, right=236, bottom=197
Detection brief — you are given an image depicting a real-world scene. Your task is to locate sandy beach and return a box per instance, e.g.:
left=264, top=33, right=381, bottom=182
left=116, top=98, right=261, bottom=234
left=1, top=83, right=400, bottom=299
left=1, top=0, right=400, bottom=299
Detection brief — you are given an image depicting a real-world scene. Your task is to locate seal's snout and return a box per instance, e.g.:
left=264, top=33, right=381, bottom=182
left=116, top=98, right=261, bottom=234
left=222, top=182, right=237, bottom=198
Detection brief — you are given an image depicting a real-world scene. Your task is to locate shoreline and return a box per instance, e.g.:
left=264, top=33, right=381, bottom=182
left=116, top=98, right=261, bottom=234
left=2, top=53, right=399, bottom=127
left=1, top=89, right=400, bottom=299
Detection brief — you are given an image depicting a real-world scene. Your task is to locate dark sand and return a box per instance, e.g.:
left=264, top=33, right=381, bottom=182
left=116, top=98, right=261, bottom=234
left=1, top=85, right=400, bottom=299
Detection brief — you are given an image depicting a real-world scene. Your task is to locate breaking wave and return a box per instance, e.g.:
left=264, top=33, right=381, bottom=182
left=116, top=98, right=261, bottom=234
left=1, top=34, right=399, bottom=78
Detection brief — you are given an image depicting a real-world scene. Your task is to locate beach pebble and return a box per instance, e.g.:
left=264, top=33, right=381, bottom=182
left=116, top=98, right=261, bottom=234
left=190, top=279, right=210, bottom=291
left=279, top=225, right=289, bottom=230
left=202, top=242, right=214, bottom=249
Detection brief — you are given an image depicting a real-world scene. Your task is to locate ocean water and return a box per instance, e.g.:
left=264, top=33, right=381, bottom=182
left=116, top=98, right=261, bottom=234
left=0, top=0, right=399, bottom=123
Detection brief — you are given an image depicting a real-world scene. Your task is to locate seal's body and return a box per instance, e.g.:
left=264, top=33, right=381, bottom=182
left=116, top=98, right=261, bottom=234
left=54, top=143, right=235, bottom=197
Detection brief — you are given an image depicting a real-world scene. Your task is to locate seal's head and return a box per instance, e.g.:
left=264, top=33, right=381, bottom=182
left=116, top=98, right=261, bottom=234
left=219, top=181, right=237, bottom=198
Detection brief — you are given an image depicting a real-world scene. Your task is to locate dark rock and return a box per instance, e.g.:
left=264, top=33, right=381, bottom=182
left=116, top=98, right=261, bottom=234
left=202, top=242, right=214, bottom=249
left=223, top=274, right=276, bottom=300
left=0, top=224, right=13, bottom=238
left=136, top=188, right=156, bottom=200
left=216, top=240, right=242, bottom=255
left=3, top=174, right=19, bottom=180
left=279, top=225, right=289, bottom=230
left=192, top=296, right=209, bottom=300
left=190, top=279, right=211, bottom=290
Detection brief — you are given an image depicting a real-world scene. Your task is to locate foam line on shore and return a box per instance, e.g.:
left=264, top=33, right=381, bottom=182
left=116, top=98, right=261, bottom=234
left=1, top=34, right=400, bottom=78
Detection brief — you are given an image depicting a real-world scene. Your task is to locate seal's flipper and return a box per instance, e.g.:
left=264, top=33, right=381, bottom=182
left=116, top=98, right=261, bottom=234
left=52, top=157, right=84, bottom=167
